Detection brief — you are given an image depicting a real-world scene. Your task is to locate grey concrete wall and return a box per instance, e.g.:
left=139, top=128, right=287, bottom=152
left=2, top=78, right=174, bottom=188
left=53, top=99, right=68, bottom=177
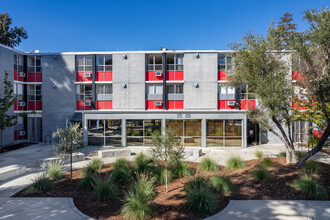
left=42, top=54, right=76, bottom=141
left=183, top=53, right=218, bottom=110
left=112, top=53, right=145, bottom=110
left=0, top=46, right=15, bottom=146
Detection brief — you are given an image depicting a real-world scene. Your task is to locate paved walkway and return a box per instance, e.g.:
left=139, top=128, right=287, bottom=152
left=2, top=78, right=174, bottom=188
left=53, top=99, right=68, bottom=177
left=206, top=200, right=330, bottom=220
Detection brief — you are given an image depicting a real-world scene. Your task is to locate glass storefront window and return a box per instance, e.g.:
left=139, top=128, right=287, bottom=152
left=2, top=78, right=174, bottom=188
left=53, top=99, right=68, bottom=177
left=126, top=119, right=162, bottom=146
left=88, top=120, right=122, bottom=146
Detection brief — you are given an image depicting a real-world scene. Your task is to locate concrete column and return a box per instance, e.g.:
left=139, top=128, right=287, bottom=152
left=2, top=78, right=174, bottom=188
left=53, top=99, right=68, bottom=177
left=202, top=118, right=206, bottom=147
left=243, top=116, right=247, bottom=147
left=162, top=118, right=166, bottom=136
left=82, top=114, right=88, bottom=146
left=122, top=119, right=126, bottom=147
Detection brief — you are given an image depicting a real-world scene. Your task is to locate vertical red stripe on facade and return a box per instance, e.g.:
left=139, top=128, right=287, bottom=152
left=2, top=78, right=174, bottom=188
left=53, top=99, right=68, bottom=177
left=166, top=100, right=184, bottom=109
left=96, top=72, right=112, bottom=81
left=145, top=71, right=163, bottom=81
left=166, top=71, right=184, bottom=81
left=146, top=100, right=163, bottom=110
left=76, top=72, right=92, bottom=82
left=27, top=72, right=42, bottom=82
left=14, top=70, right=24, bottom=81
left=239, top=100, right=256, bottom=110
left=218, top=71, right=228, bottom=81
left=218, top=100, right=236, bottom=110
left=76, top=101, right=92, bottom=110
left=27, top=101, right=42, bottom=111
left=96, top=101, right=112, bottom=109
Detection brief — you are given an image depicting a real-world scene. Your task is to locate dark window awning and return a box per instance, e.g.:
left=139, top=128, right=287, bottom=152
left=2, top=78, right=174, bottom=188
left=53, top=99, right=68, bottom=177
left=71, top=112, right=82, bottom=123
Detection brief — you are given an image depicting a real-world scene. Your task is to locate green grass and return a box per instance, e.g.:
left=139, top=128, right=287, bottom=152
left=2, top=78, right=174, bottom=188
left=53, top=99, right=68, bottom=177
left=93, top=175, right=119, bottom=202
left=154, top=167, right=173, bottom=185
left=134, top=153, right=157, bottom=174
left=293, top=174, right=328, bottom=199
left=262, top=158, right=274, bottom=168
left=169, top=157, right=192, bottom=177
left=296, top=151, right=305, bottom=159
left=254, top=149, right=264, bottom=159
left=184, top=177, right=218, bottom=215
left=47, top=161, right=64, bottom=180
left=198, top=157, right=220, bottom=172
left=210, top=175, right=235, bottom=194
left=226, top=156, right=247, bottom=170
left=30, top=173, right=53, bottom=193
left=251, top=167, right=270, bottom=182
left=304, top=161, right=320, bottom=175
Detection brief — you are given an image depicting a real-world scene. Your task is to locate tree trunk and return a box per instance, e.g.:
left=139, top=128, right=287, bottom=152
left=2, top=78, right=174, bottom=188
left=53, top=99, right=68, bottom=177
left=296, top=124, right=330, bottom=166
left=165, top=163, right=168, bottom=193
left=285, top=148, right=291, bottom=163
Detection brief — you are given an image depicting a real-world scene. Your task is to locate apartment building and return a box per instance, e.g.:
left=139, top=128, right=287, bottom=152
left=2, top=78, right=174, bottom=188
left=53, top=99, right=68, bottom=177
left=1, top=43, right=305, bottom=148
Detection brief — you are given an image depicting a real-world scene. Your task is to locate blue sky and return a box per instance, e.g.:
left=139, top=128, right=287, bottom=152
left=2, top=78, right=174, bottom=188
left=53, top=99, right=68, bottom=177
left=1, top=0, right=328, bottom=52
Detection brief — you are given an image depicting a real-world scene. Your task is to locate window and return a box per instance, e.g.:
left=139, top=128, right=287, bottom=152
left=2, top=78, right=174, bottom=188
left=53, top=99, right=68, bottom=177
left=146, top=54, right=163, bottom=71
left=293, top=121, right=309, bottom=143
left=96, top=84, right=112, bottom=94
left=218, top=53, right=233, bottom=71
left=26, top=56, right=42, bottom=73
left=240, top=85, right=256, bottom=100
left=14, top=54, right=24, bottom=72
left=88, top=120, right=122, bottom=146
left=76, top=56, right=92, bottom=72
left=27, top=85, right=42, bottom=101
left=219, top=84, right=235, bottom=95
left=126, top=119, right=162, bottom=146
left=167, top=54, right=184, bottom=71
left=166, top=120, right=202, bottom=146
left=96, top=55, right=112, bottom=72
left=146, top=84, right=163, bottom=95
left=167, top=84, right=183, bottom=94
left=76, top=84, right=92, bottom=101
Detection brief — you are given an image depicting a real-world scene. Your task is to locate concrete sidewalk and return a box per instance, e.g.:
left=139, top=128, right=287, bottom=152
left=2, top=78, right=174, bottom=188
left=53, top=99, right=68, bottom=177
left=206, top=200, right=330, bottom=220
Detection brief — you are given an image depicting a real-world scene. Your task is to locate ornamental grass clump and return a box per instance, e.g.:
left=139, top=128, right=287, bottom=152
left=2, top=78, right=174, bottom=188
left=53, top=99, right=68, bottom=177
left=262, top=158, right=274, bottom=168
left=111, top=158, right=132, bottom=184
left=251, top=167, right=270, bottom=182
left=78, top=170, right=97, bottom=191
left=210, top=175, right=235, bottom=194
left=304, top=161, right=320, bottom=175
left=154, top=166, right=173, bottom=185
left=47, top=161, right=64, bottom=180
left=30, top=173, right=53, bottom=193
left=254, top=149, right=264, bottom=159
left=293, top=174, right=327, bottom=200
left=226, top=156, right=246, bottom=170
left=184, top=177, right=218, bottom=215
left=169, top=156, right=192, bottom=177
left=198, top=157, right=220, bottom=172
left=134, top=153, right=157, bottom=174
left=89, top=157, right=103, bottom=170
left=93, top=175, right=119, bottom=202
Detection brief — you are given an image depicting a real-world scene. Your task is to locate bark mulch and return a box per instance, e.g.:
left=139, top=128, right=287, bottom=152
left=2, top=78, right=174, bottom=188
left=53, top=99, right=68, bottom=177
left=321, top=148, right=330, bottom=156
left=13, top=158, right=330, bottom=220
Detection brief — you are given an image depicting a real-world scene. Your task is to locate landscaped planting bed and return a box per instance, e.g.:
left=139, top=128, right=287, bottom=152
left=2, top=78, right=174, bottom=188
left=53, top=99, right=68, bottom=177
left=14, top=156, right=330, bottom=220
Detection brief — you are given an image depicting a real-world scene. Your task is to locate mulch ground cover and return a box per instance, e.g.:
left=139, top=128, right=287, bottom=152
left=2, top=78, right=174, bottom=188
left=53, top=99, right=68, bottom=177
left=321, top=148, right=330, bottom=156
left=13, top=158, right=330, bottom=220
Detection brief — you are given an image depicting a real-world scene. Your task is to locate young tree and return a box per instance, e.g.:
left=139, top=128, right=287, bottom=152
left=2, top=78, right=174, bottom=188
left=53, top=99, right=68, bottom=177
left=0, top=13, right=28, bottom=48
left=151, top=127, right=183, bottom=192
left=53, top=120, right=84, bottom=182
left=289, top=8, right=330, bottom=166
left=0, top=71, right=19, bottom=151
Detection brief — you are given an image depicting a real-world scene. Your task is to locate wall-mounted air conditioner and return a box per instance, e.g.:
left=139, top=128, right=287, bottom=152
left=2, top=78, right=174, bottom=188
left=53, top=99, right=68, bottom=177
left=155, top=72, right=162, bottom=76
left=18, top=131, right=25, bottom=136
left=84, top=73, right=91, bottom=77
left=84, top=101, right=92, bottom=106
left=155, top=101, right=162, bottom=106
left=18, top=102, right=26, bottom=106
left=18, top=72, right=25, bottom=77
left=228, top=101, right=235, bottom=106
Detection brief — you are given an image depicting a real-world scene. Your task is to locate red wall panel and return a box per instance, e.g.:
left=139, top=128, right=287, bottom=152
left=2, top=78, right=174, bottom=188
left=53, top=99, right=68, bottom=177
left=145, top=71, right=163, bottom=81
left=14, top=70, right=24, bottom=81
left=27, top=101, right=42, bottom=111
left=218, top=71, right=228, bottom=81
left=96, top=72, right=112, bottom=81
left=166, top=100, right=183, bottom=109
left=14, top=101, right=24, bottom=111
left=96, top=101, right=112, bottom=109
left=146, top=100, right=163, bottom=109
left=166, top=71, right=184, bottom=81
left=27, top=72, right=42, bottom=82
left=76, top=101, right=92, bottom=110
left=76, top=72, right=92, bottom=82
left=239, top=100, right=256, bottom=110
left=218, top=100, right=235, bottom=110
left=14, top=130, right=25, bottom=141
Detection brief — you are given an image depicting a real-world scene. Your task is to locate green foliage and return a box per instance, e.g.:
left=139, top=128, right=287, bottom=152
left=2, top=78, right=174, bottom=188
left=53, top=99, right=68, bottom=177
left=93, top=175, right=119, bottom=202
left=78, top=171, right=96, bottom=191
left=198, top=157, right=220, bottom=172
left=30, top=173, right=53, bottom=193
left=184, top=177, right=218, bottom=215
left=210, top=175, right=235, bottom=194
left=226, top=156, right=247, bottom=170
left=251, top=167, right=270, bottom=182
left=131, top=173, right=156, bottom=199
left=111, top=158, right=132, bottom=184
left=154, top=166, right=173, bottom=185
left=0, top=13, right=28, bottom=47
left=296, top=151, right=305, bottom=160
left=293, top=174, right=328, bottom=199
left=262, top=158, right=274, bottom=168
left=254, top=149, right=264, bottom=159
left=308, top=135, right=320, bottom=148
left=89, top=157, right=102, bottom=170
left=278, top=152, right=288, bottom=158
left=304, top=161, right=320, bottom=175
left=169, top=156, right=192, bottom=177
left=134, top=153, right=157, bottom=174
left=47, top=161, right=64, bottom=180
left=113, top=158, right=130, bottom=170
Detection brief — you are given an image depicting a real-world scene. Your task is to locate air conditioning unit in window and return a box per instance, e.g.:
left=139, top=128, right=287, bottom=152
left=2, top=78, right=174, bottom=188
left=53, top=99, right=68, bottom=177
left=18, top=72, right=25, bottom=77
left=155, top=101, right=162, bottom=106
left=18, top=131, right=25, bottom=136
left=155, top=72, right=162, bottom=76
left=18, top=102, right=26, bottom=106
left=228, top=101, right=235, bottom=106
left=84, top=101, right=91, bottom=106
left=84, top=73, right=91, bottom=77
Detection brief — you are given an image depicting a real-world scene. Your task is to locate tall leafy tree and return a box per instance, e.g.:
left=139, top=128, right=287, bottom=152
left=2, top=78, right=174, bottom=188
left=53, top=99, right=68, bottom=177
left=0, top=72, right=19, bottom=151
left=274, top=12, right=298, bottom=49
left=0, top=12, right=28, bottom=48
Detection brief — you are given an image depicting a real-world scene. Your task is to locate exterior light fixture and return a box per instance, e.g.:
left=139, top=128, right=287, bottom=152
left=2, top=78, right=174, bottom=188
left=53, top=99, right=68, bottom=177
left=196, top=54, right=200, bottom=58
left=123, top=54, right=128, bottom=59
left=194, top=83, right=199, bottom=88
left=122, top=83, right=127, bottom=88
left=52, top=83, right=57, bottom=89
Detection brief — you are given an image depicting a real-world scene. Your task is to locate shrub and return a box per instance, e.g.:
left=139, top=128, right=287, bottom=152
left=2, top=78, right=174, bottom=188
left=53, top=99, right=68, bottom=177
left=113, top=158, right=130, bottom=170
left=134, top=153, right=157, bottom=174
left=185, top=177, right=218, bottom=215
left=93, top=175, right=119, bottom=202
left=296, top=151, right=305, bottom=159
left=198, top=157, right=220, bottom=172
left=169, top=157, right=192, bottom=177
left=293, top=174, right=328, bottom=199
left=254, top=149, right=264, bottom=159
left=210, top=175, right=235, bottom=194
left=111, top=158, right=132, bottom=184
left=251, top=167, right=270, bottom=182
left=47, top=161, right=64, bottom=180
left=154, top=166, right=173, bottom=185
left=278, top=152, right=287, bottom=158
left=304, top=161, right=320, bottom=175
left=262, top=158, right=273, bottom=168
left=30, top=173, right=53, bottom=193
left=89, top=157, right=102, bottom=170
left=226, top=156, right=246, bottom=170
left=131, top=173, right=156, bottom=199
left=78, top=171, right=97, bottom=191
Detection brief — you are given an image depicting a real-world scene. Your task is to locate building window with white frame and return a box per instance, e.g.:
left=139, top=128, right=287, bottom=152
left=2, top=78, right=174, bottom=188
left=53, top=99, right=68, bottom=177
left=96, top=55, right=112, bottom=72
left=76, top=84, right=92, bottom=101
left=76, top=56, right=93, bottom=72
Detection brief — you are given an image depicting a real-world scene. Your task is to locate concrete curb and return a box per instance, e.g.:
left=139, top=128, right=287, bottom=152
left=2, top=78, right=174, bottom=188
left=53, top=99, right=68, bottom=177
left=68, top=198, right=96, bottom=220
left=204, top=200, right=234, bottom=220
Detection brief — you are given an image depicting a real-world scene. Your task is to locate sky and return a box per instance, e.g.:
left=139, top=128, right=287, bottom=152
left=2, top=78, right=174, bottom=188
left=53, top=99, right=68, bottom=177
left=1, top=0, right=329, bottom=52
